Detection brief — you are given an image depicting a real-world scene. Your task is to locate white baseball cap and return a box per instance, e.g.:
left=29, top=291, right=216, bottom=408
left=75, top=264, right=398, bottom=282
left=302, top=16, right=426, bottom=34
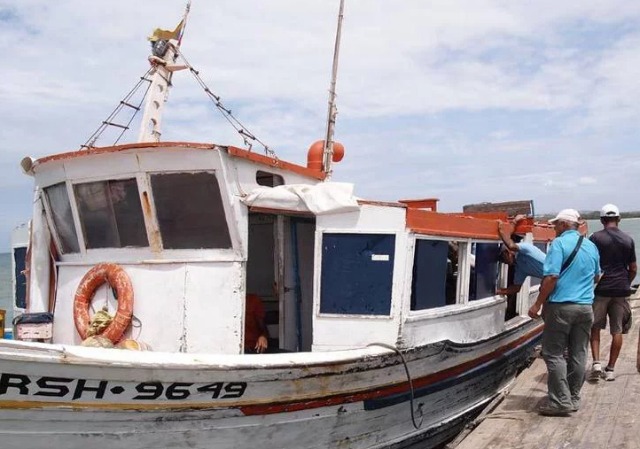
left=600, top=203, right=620, bottom=218
left=549, top=208, right=581, bottom=224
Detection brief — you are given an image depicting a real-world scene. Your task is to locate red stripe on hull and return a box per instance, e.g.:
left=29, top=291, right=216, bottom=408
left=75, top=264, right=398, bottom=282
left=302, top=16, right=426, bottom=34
left=240, top=324, right=542, bottom=415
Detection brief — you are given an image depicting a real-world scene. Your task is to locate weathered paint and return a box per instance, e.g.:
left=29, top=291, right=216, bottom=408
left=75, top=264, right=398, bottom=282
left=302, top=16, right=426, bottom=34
left=0, top=321, right=541, bottom=449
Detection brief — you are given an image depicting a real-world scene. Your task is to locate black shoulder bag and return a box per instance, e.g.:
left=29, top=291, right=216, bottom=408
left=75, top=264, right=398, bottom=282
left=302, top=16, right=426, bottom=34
left=560, top=235, right=584, bottom=275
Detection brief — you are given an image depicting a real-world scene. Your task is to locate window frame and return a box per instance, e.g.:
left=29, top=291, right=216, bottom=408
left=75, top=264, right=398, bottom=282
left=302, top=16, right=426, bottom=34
left=409, top=236, right=465, bottom=312
left=145, top=169, right=237, bottom=254
left=41, top=180, right=83, bottom=255
left=468, top=240, right=503, bottom=302
left=315, top=229, right=398, bottom=319
left=407, top=236, right=505, bottom=319
left=40, top=169, right=239, bottom=261
left=67, top=173, right=152, bottom=254
left=72, top=177, right=150, bottom=251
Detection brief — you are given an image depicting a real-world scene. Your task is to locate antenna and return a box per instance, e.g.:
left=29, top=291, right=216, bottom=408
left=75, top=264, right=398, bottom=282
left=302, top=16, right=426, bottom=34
left=322, top=0, right=345, bottom=177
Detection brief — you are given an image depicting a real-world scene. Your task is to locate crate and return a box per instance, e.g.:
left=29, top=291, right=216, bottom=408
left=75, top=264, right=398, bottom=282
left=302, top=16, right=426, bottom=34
left=13, top=312, right=54, bottom=342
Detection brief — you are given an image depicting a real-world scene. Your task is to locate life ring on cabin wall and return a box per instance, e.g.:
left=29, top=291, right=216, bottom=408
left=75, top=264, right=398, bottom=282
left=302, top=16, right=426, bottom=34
left=73, top=263, right=134, bottom=344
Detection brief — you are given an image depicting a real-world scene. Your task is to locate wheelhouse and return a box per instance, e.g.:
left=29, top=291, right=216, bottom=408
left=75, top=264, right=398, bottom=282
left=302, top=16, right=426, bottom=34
left=21, top=142, right=555, bottom=355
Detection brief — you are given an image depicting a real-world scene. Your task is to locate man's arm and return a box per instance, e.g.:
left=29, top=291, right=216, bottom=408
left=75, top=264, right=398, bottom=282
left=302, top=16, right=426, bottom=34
left=497, top=284, right=522, bottom=296
left=249, top=295, right=270, bottom=354
left=628, top=262, right=637, bottom=284
left=498, top=221, right=519, bottom=252
left=255, top=313, right=269, bottom=354
left=528, top=275, right=557, bottom=318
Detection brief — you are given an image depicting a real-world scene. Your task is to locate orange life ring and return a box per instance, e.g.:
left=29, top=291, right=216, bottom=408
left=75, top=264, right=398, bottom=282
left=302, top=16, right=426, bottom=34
left=73, top=263, right=134, bottom=344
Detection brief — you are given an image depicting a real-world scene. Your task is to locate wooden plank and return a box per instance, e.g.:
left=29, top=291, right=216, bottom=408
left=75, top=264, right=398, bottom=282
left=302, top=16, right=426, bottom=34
left=453, top=299, right=640, bottom=449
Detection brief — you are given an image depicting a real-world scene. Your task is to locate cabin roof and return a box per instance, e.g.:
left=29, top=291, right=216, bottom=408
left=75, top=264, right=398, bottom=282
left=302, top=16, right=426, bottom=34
left=32, top=141, right=326, bottom=180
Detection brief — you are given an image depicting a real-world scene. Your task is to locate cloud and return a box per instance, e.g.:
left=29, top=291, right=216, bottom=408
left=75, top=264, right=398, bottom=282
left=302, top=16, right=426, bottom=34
left=1, top=0, right=640, bottom=246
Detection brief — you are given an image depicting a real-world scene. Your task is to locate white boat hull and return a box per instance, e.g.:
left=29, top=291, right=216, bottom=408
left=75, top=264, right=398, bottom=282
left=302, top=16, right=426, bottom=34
left=0, top=321, right=541, bottom=449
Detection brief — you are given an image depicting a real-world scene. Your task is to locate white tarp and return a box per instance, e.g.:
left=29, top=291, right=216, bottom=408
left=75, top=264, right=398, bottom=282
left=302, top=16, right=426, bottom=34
left=241, top=182, right=360, bottom=215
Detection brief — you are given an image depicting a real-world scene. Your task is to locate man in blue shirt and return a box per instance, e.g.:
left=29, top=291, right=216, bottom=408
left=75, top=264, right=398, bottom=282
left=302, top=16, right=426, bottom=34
left=497, top=215, right=546, bottom=295
left=528, top=209, right=601, bottom=416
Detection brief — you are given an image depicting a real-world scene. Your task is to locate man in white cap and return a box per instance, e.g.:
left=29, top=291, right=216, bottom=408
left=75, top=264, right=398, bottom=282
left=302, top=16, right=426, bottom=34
left=528, top=208, right=600, bottom=416
left=588, top=204, right=637, bottom=381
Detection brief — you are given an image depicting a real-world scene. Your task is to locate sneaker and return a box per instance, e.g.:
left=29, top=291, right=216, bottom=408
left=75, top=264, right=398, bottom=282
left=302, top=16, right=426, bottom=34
left=603, top=367, right=615, bottom=381
left=570, top=397, right=580, bottom=412
left=537, top=402, right=572, bottom=417
left=589, top=362, right=603, bottom=382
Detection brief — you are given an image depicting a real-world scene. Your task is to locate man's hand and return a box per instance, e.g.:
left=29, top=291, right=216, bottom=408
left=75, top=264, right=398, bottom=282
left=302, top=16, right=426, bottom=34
left=528, top=301, right=543, bottom=319
left=255, top=335, right=268, bottom=354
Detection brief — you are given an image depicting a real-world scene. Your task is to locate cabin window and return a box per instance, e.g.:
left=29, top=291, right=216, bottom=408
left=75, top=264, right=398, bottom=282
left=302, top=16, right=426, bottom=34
left=320, top=233, right=395, bottom=315
left=74, top=179, right=148, bottom=249
left=256, top=171, right=284, bottom=187
left=150, top=172, right=231, bottom=249
left=469, top=242, right=501, bottom=301
left=44, top=183, right=80, bottom=253
left=411, top=239, right=459, bottom=310
left=529, top=242, right=548, bottom=287
left=534, top=242, right=548, bottom=253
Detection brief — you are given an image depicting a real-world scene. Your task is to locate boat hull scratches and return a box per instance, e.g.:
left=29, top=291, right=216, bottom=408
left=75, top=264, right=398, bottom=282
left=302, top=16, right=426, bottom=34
left=364, top=331, right=539, bottom=410
left=0, top=324, right=542, bottom=449
left=239, top=326, right=541, bottom=415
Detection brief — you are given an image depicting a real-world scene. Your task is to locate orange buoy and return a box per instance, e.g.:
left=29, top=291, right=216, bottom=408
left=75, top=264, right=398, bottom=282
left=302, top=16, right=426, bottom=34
left=73, top=263, right=134, bottom=344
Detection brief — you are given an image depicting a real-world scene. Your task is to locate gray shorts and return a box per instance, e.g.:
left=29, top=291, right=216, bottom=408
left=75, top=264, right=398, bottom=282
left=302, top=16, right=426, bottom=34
left=592, top=295, right=631, bottom=334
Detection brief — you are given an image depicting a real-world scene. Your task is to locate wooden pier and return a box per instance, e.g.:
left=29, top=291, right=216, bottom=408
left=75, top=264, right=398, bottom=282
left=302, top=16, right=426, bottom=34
left=450, top=300, right=640, bottom=449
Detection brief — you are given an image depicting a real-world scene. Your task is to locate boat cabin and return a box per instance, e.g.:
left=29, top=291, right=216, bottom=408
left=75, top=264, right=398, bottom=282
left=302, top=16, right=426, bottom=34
left=19, top=141, right=555, bottom=354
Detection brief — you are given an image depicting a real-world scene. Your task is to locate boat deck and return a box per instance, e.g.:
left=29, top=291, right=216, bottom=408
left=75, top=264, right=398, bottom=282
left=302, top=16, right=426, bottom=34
left=450, top=299, right=640, bottom=449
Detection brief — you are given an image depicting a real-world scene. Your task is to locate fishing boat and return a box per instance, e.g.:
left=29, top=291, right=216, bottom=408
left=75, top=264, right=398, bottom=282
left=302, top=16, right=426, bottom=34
left=0, top=4, right=556, bottom=449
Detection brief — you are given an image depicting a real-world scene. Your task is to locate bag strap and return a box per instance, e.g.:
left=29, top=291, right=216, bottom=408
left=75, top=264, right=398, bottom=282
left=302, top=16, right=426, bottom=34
left=560, top=235, right=584, bottom=275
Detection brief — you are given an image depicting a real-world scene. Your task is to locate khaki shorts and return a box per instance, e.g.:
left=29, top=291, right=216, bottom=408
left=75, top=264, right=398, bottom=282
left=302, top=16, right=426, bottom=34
left=592, top=296, right=631, bottom=334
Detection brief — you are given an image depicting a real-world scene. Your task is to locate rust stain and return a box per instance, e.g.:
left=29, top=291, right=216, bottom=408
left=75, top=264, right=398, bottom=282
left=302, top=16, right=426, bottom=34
left=141, top=191, right=162, bottom=252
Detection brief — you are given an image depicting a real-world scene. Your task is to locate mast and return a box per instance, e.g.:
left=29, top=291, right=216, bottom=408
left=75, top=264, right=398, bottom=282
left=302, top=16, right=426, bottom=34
left=137, top=2, right=191, bottom=143
left=321, top=0, right=346, bottom=177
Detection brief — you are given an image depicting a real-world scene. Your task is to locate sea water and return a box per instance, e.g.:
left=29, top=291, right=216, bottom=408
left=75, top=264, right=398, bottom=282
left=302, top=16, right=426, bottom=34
left=1, top=218, right=640, bottom=324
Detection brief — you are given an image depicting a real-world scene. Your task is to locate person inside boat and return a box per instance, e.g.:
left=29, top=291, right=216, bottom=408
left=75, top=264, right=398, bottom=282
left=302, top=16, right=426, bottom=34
left=244, top=293, right=269, bottom=354
left=496, top=214, right=546, bottom=295
left=446, top=242, right=460, bottom=302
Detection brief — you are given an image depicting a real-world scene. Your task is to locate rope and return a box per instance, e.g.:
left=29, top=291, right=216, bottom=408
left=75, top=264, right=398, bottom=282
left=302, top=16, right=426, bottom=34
left=175, top=49, right=276, bottom=159
left=368, top=342, right=423, bottom=430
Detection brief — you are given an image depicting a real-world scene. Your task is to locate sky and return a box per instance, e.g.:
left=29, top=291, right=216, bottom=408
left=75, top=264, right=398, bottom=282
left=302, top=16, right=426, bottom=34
left=1, top=0, right=640, bottom=248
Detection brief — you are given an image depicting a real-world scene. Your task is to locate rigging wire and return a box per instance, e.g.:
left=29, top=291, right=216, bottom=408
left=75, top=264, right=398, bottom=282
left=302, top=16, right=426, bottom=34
left=175, top=49, right=277, bottom=160
left=79, top=67, right=154, bottom=150
left=78, top=49, right=274, bottom=159
left=112, top=78, right=154, bottom=146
